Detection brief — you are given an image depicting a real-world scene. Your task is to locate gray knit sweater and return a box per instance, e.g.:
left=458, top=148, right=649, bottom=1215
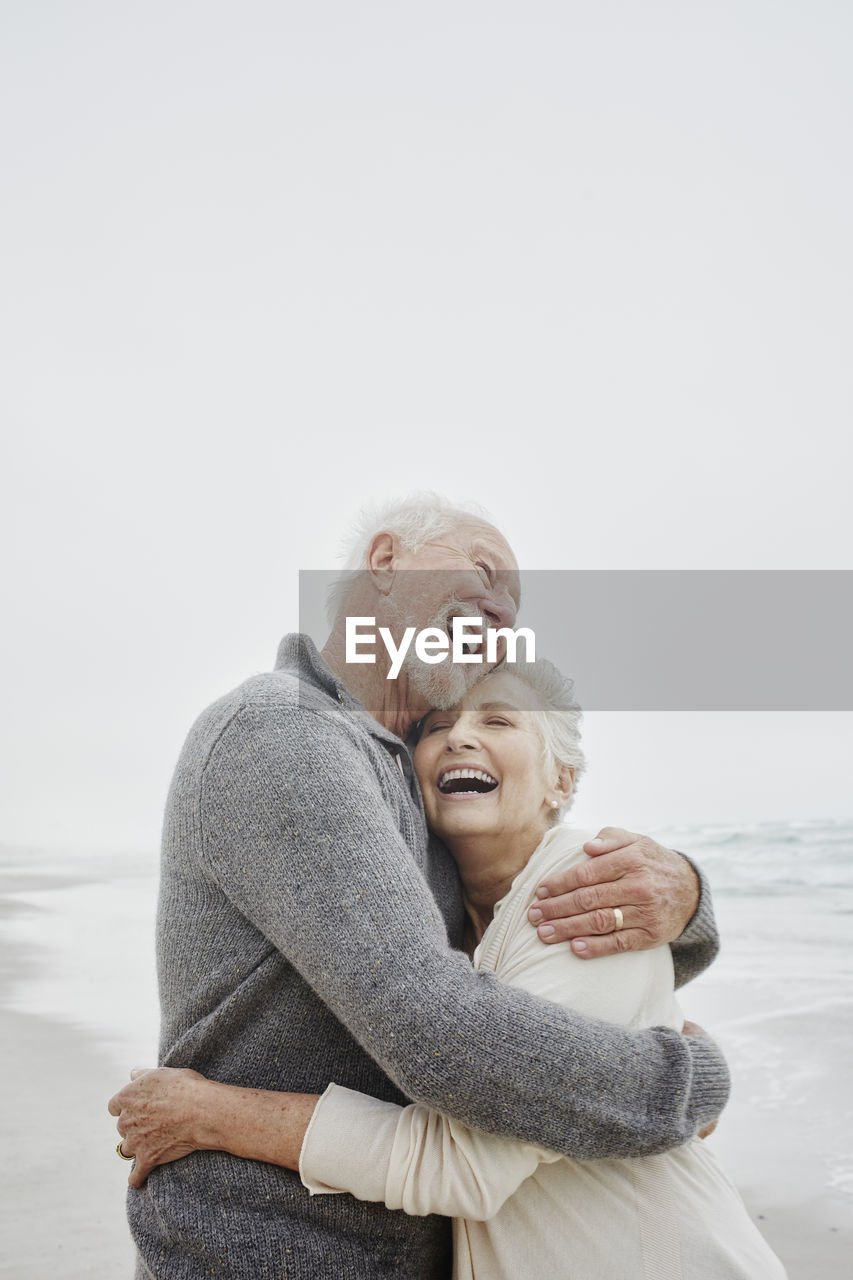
left=128, top=635, right=729, bottom=1280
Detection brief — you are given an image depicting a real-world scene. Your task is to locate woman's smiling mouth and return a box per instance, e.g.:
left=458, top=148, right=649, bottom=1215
left=436, top=768, right=499, bottom=795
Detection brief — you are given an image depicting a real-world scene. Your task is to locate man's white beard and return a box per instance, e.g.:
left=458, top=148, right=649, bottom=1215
left=394, top=598, right=489, bottom=711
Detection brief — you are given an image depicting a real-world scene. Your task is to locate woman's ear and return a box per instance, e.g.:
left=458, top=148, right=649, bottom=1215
left=366, top=531, right=398, bottom=595
left=553, top=766, right=575, bottom=809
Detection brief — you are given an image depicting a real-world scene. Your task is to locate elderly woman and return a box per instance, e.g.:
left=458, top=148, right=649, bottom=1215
left=112, top=660, right=786, bottom=1280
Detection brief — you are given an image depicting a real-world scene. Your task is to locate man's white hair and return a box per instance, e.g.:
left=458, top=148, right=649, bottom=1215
left=326, top=491, right=495, bottom=624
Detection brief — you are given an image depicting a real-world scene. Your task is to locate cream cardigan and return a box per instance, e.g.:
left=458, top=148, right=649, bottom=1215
left=300, top=827, right=786, bottom=1280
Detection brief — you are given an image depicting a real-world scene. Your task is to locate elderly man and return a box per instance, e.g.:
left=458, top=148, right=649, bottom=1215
left=119, top=496, right=728, bottom=1280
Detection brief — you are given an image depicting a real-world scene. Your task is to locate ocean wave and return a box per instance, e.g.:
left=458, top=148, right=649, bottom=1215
left=654, top=819, right=853, bottom=897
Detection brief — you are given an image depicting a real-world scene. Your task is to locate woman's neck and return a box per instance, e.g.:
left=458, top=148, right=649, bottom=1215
left=452, top=829, right=548, bottom=951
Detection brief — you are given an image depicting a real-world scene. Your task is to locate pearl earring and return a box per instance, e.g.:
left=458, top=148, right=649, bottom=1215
left=550, top=800, right=559, bottom=809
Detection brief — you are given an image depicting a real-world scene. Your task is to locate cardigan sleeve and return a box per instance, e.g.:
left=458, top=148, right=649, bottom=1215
left=300, top=1084, right=560, bottom=1221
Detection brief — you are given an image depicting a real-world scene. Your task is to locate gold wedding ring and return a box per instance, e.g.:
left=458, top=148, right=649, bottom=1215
left=116, top=1141, right=134, bottom=1161
left=612, top=907, right=624, bottom=932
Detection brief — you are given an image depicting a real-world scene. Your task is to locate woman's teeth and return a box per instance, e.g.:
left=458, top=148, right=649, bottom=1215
left=437, top=769, right=498, bottom=794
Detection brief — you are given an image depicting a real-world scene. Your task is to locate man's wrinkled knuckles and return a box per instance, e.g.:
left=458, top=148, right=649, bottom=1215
left=537, top=885, right=605, bottom=920
left=597, top=927, right=652, bottom=958
left=574, top=857, right=608, bottom=888
left=632, top=901, right=664, bottom=937
left=628, top=876, right=657, bottom=905
left=583, top=848, right=636, bottom=883
left=538, top=866, right=582, bottom=897
left=611, top=929, right=634, bottom=954
left=576, top=852, right=626, bottom=885
left=571, top=884, right=604, bottom=915
left=539, top=911, right=599, bottom=941
left=590, top=907, right=619, bottom=935
left=539, top=881, right=625, bottom=922
left=645, top=904, right=665, bottom=936
left=617, top=845, right=650, bottom=874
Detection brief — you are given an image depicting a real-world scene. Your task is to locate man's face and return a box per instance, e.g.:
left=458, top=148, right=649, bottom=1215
left=384, top=519, right=521, bottom=710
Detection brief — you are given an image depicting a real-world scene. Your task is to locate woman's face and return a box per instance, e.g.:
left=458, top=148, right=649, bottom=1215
left=413, top=671, right=558, bottom=849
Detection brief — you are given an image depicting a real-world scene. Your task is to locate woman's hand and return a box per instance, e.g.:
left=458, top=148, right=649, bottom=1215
left=109, top=1068, right=321, bottom=1187
left=108, top=1066, right=217, bottom=1188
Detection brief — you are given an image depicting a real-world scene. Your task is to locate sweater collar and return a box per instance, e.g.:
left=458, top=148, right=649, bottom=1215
left=274, top=633, right=408, bottom=752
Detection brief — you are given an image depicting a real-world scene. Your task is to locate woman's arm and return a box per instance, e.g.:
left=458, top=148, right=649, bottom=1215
left=109, top=1068, right=317, bottom=1189
left=111, top=931, right=714, bottom=1219
left=109, top=1066, right=556, bottom=1218
left=301, top=1084, right=560, bottom=1220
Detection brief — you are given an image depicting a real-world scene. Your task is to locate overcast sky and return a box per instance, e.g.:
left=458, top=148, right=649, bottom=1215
left=3, top=2, right=851, bottom=850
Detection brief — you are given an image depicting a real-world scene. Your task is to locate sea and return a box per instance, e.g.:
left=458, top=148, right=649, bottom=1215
left=655, top=818, right=853, bottom=1217
left=1, top=818, right=852, bottom=1260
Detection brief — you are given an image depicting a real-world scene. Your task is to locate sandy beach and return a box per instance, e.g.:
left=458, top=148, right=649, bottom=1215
left=0, top=854, right=154, bottom=1279
left=1, top=829, right=851, bottom=1279
left=0, top=1004, right=137, bottom=1277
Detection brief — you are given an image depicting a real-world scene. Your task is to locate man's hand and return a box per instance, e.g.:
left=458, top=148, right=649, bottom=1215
left=527, top=827, right=701, bottom=958
left=108, top=1067, right=214, bottom=1188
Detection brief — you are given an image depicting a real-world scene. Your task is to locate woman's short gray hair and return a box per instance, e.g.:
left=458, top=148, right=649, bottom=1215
left=508, top=657, right=586, bottom=823
left=326, top=491, right=494, bottom=623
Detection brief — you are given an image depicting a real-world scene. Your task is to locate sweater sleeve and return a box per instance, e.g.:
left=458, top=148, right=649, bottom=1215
left=198, top=702, right=729, bottom=1159
left=670, top=856, right=720, bottom=989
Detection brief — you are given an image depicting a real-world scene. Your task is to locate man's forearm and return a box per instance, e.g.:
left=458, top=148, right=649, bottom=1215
left=379, top=964, right=730, bottom=1159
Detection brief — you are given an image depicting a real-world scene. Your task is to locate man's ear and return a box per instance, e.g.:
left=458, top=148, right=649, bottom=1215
left=367, top=531, right=398, bottom=595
